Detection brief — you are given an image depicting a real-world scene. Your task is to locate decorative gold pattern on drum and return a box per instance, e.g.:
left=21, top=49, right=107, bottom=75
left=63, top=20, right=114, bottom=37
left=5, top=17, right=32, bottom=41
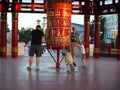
left=47, top=1, right=71, bottom=49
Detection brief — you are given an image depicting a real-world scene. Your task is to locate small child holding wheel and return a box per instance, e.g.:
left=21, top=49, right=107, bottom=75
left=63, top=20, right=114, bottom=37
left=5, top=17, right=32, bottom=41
left=64, top=45, right=75, bottom=73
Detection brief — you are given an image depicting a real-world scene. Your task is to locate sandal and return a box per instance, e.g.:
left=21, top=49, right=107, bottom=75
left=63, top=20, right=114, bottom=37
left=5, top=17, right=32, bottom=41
left=27, top=67, right=32, bottom=71
left=36, top=68, right=39, bottom=71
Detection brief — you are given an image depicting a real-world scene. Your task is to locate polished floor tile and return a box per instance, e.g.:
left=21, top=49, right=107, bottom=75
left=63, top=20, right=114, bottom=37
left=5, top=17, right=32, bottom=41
left=0, top=55, right=120, bottom=90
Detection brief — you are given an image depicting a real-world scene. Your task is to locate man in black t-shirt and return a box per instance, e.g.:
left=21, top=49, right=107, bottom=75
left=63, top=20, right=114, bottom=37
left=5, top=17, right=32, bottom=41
left=27, top=25, right=45, bottom=71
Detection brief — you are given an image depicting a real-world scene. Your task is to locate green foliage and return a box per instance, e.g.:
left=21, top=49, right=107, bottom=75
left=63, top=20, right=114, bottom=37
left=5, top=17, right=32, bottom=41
left=90, top=37, right=94, bottom=44
left=7, top=24, right=11, bottom=32
left=18, top=27, right=33, bottom=44
left=90, top=16, right=106, bottom=43
left=100, top=39, right=106, bottom=46
left=90, top=20, right=94, bottom=40
left=100, top=17, right=106, bottom=40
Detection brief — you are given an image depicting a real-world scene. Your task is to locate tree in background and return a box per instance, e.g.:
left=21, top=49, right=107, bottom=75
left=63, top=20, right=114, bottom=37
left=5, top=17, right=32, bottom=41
left=42, top=16, right=47, bottom=33
left=18, top=27, right=33, bottom=44
left=90, top=16, right=106, bottom=44
left=7, top=24, right=10, bottom=32
left=100, top=17, right=106, bottom=40
left=90, top=20, right=94, bottom=43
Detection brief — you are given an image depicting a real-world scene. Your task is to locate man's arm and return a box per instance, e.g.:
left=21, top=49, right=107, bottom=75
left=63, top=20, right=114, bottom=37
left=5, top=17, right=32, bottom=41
left=76, top=33, right=79, bottom=43
left=41, top=36, right=45, bottom=43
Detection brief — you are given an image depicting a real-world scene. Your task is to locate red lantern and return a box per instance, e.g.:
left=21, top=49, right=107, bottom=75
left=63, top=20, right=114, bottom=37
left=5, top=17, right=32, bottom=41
left=15, top=4, right=21, bottom=11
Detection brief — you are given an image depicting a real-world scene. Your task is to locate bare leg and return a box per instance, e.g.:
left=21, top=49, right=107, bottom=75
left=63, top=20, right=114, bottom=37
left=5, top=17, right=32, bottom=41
left=72, top=46, right=76, bottom=66
left=66, top=64, right=69, bottom=71
left=70, top=64, right=75, bottom=70
left=36, top=57, right=40, bottom=69
left=29, top=56, right=33, bottom=68
left=71, top=51, right=75, bottom=66
left=81, top=55, right=87, bottom=68
left=66, top=64, right=71, bottom=73
left=81, top=58, right=86, bottom=66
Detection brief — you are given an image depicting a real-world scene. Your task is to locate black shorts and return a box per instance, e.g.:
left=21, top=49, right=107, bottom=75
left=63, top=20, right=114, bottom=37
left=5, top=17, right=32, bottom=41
left=29, top=45, right=42, bottom=57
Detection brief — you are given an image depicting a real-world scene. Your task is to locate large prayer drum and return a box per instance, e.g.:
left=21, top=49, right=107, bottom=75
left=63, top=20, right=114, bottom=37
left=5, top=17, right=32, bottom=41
left=46, top=0, right=71, bottom=49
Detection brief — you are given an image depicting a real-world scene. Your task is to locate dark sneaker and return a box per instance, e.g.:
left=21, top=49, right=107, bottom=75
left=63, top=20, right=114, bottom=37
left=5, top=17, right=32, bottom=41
left=71, top=68, right=75, bottom=71
left=36, top=68, right=39, bottom=71
left=81, top=65, right=87, bottom=69
left=73, top=62, right=76, bottom=67
left=27, top=67, right=32, bottom=71
left=66, top=70, right=70, bottom=73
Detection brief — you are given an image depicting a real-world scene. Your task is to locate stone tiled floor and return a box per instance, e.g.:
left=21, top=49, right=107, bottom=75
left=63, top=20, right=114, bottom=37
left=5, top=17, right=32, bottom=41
left=0, top=54, right=120, bottom=90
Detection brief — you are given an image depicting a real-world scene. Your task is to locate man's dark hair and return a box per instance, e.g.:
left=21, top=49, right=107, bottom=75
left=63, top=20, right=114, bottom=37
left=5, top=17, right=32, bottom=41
left=36, top=25, right=41, bottom=28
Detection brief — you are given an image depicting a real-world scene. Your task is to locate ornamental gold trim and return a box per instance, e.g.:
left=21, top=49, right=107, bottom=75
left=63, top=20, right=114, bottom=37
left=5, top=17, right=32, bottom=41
left=12, top=20, right=18, bottom=22
left=0, top=47, right=6, bottom=52
left=117, top=49, right=120, bottom=54
left=95, top=22, right=101, bottom=24
left=95, top=15, right=101, bottom=18
left=85, top=48, right=90, bottom=53
left=94, top=48, right=100, bottom=53
left=84, top=22, right=90, bottom=24
left=12, top=47, right=18, bottom=53
left=0, top=20, right=7, bottom=22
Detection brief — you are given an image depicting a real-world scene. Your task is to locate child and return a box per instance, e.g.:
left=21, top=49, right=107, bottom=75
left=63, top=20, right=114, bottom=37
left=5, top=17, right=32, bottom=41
left=78, top=41, right=87, bottom=69
left=64, top=45, right=74, bottom=73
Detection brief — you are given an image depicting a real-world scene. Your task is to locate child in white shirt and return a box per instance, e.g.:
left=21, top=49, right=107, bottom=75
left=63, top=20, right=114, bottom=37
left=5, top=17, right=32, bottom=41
left=78, top=41, right=87, bottom=68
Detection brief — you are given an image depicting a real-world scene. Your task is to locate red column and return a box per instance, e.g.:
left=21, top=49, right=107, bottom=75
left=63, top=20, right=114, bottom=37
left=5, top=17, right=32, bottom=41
left=56, top=48, right=60, bottom=68
left=93, top=15, right=100, bottom=58
left=0, top=0, right=8, bottom=58
left=12, top=12, right=18, bottom=58
left=84, top=15, right=90, bottom=58
left=117, top=14, right=120, bottom=60
left=0, top=13, right=1, bottom=57
left=0, top=12, right=7, bottom=58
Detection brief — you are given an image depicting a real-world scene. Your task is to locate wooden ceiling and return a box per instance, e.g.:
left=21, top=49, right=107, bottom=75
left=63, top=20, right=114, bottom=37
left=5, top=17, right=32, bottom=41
left=0, top=0, right=120, bottom=15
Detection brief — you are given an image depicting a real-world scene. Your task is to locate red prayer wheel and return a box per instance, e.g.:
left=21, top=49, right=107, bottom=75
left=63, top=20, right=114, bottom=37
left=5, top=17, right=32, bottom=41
left=0, top=4, right=2, bottom=11
left=46, top=0, right=72, bottom=49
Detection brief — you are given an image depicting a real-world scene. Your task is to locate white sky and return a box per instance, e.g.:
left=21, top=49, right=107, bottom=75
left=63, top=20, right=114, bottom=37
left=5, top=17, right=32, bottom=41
left=7, top=13, right=94, bottom=30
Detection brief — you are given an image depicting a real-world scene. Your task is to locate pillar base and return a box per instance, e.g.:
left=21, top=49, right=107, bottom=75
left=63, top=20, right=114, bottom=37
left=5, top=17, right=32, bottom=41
left=12, top=53, right=18, bottom=58
left=93, top=53, right=100, bottom=58
left=56, top=63, right=60, bottom=68
left=1, top=53, right=7, bottom=58
left=117, top=55, right=120, bottom=60
left=86, top=53, right=90, bottom=59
